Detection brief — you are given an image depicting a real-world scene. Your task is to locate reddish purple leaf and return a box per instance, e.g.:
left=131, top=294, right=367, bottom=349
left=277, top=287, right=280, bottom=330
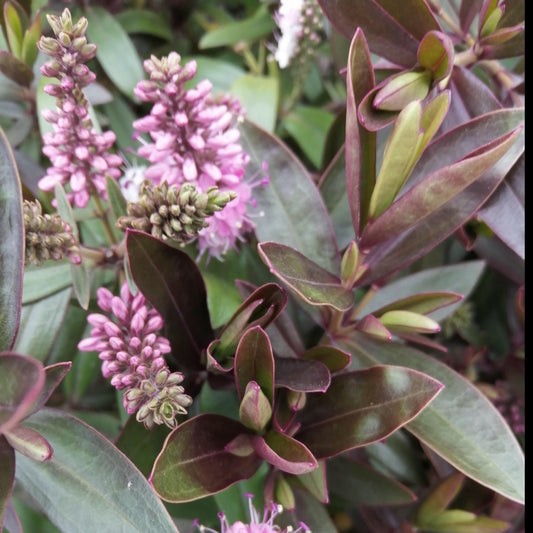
left=345, top=28, right=377, bottom=235
left=275, top=357, right=331, bottom=393
left=301, top=345, right=351, bottom=373
left=126, top=230, right=213, bottom=373
left=234, top=326, right=274, bottom=404
left=0, top=436, right=15, bottom=531
left=252, top=430, right=318, bottom=475
left=149, top=414, right=261, bottom=502
left=295, top=365, right=443, bottom=459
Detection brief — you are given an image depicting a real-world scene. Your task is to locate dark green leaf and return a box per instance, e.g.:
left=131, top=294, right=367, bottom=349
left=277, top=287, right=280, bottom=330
left=16, top=409, right=179, bottom=532
left=105, top=174, right=128, bottom=221
left=21, top=263, right=71, bottom=305
left=296, top=365, right=443, bottom=459
left=85, top=6, right=144, bottom=100
left=150, top=414, right=261, bottom=502
left=258, top=242, right=354, bottom=311
left=301, top=345, right=351, bottom=373
left=0, top=127, right=23, bottom=351
left=0, top=50, right=33, bottom=86
left=327, top=456, right=416, bottom=506
left=344, top=332, right=525, bottom=504
left=0, top=435, right=15, bottom=530
left=241, top=119, right=340, bottom=274
left=115, top=9, right=173, bottom=40
left=126, top=230, right=214, bottom=373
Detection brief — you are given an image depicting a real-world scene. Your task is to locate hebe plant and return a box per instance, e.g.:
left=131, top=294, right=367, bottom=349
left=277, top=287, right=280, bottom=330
left=0, top=1, right=524, bottom=532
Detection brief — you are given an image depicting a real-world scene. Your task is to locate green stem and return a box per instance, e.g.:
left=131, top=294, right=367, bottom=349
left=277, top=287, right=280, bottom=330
left=93, top=194, right=118, bottom=245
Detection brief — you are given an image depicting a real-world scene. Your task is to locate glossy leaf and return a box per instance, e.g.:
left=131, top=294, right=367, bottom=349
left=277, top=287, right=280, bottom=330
left=0, top=353, right=44, bottom=435
left=26, top=362, right=72, bottom=418
left=274, top=357, right=331, bottom=393
left=126, top=230, right=213, bottom=372
left=0, top=436, right=15, bottom=531
left=234, top=326, right=274, bottom=404
left=198, top=5, right=275, bottom=49
left=296, top=365, right=443, bottom=459
left=239, top=381, right=272, bottom=432
left=252, top=431, right=318, bottom=475
left=317, top=0, right=439, bottom=67
left=149, top=414, right=261, bottom=502
left=258, top=242, right=354, bottom=311
left=301, top=345, right=351, bottom=373
left=0, top=127, right=23, bottom=351
left=344, top=332, right=525, bottom=504
left=368, top=292, right=462, bottom=319
left=85, top=6, right=144, bottom=100
left=240, top=119, right=340, bottom=274
left=417, top=31, right=454, bottom=82
left=345, top=29, right=376, bottom=235
left=14, top=288, right=71, bottom=362
left=327, top=456, right=416, bottom=506
left=379, top=310, right=440, bottom=334
left=15, top=409, right=179, bottom=532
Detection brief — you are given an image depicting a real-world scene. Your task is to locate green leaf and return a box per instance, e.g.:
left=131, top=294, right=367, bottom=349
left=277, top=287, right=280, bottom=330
left=327, top=456, right=416, bottom=506
left=184, top=56, right=245, bottom=95
left=105, top=174, right=128, bottom=221
left=0, top=50, right=33, bottom=86
left=417, top=31, right=454, bottom=82
left=258, top=241, right=354, bottom=311
left=417, top=472, right=465, bottom=521
left=85, top=6, right=144, bottom=100
left=13, top=287, right=71, bottom=362
left=230, top=74, right=278, bottom=133
left=15, top=408, right=179, bottom=532
left=295, top=365, right=443, bottom=458
left=0, top=436, right=15, bottom=530
left=282, top=106, right=335, bottom=169
left=240, top=119, right=340, bottom=275
left=4, top=425, right=53, bottom=462
left=198, top=6, right=275, bottom=49
left=115, top=9, right=173, bottom=40
left=0, top=127, right=23, bottom=351
left=150, top=414, right=262, bottom=502
left=344, top=332, right=525, bottom=504
left=0, top=353, right=44, bottom=434
left=21, top=263, right=72, bottom=305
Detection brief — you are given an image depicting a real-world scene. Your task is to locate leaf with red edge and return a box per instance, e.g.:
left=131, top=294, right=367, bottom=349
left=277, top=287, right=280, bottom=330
left=0, top=435, right=15, bottom=531
left=417, top=31, right=454, bottom=83
left=0, top=353, right=44, bottom=435
left=252, top=431, right=318, bottom=475
left=4, top=426, right=53, bottom=462
left=317, top=0, right=439, bottom=67
left=345, top=28, right=376, bottom=235
left=149, top=414, right=261, bottom=502
left=258, top=242, right=354, bottom=311
left=275, top=357, right=331, bottom=393
left=295, top=365, right=443, bottom=459
left=356, top=109, right=524, bottom=286
left=234, top=326, right=274, bottom=404
left=368, top=292, right=463, bottom=318
left=0, top=127, right=24, bottom=352
left=126, top=230, right=213, bottom=373
left=301, top=345, right=351, bottom=373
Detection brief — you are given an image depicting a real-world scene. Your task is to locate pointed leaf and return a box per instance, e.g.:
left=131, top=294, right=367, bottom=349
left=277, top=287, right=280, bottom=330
left=417, top=472, right=465, bottom=521
left=258, top=242, right=354, bottom=311
left=317, top=0, right=439, bottom=67
left=15, top=409, right=179, bottom=532
left=344, top=332, right=525, bottom=504
left=355, top=314, right=392, bottom=340
left=275, top=357, right=331, bottom=393
left=106, top=174, right=128, bottom=221
left=240, top=119, right=340, bottom=274
left=296, top=365, right=443, bottom=458
left=126, top=230, right=213, bottom=372
left=345, top=28, right=376, bottom=235
left=149, top=414, right=261, bottom=502
left=289, top=460, right=328, bottom=503
left=0, top=127, right=24, bottom=351
left=301, top=345, right=351, bottom=373
left=362, top=125, right=522, bottom=247
left=85, top=6, right=144, bottom=100
left=21, top=263, right=71, bottom=304
left=252, top=431, right=318, bottom=475
left=0, top=436, right=15, bottom=530
left=0, top=50, right=33, bottom=86
left=370, top=292, right=463, bottom=318
left=239, top=381, right=272, bottom=432
left=4, top=426, right=53, bottom=462
left=234, top=326, right=274, bottom=404
left=0, top=353, right=44, bottom=435
left=379, top=310, right=441, bottom=334
left=26, top=362, right=72, bottom=418
left=327, top=456, right=417, bottom=506
left=417, top=31, right=454, bottom=82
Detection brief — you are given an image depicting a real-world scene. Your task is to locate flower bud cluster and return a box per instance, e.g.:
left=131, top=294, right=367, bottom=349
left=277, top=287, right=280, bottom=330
left=132, top=52, right=268, bottom=259
left=273, top=0, right=325, bottom=71
left=37, top=8, right=122, bottom=208
left=23, top=199, right=80, bottom=266
left=78, top=282, right=192, bottom=429
left=116, top=180, right=236, bottom=245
